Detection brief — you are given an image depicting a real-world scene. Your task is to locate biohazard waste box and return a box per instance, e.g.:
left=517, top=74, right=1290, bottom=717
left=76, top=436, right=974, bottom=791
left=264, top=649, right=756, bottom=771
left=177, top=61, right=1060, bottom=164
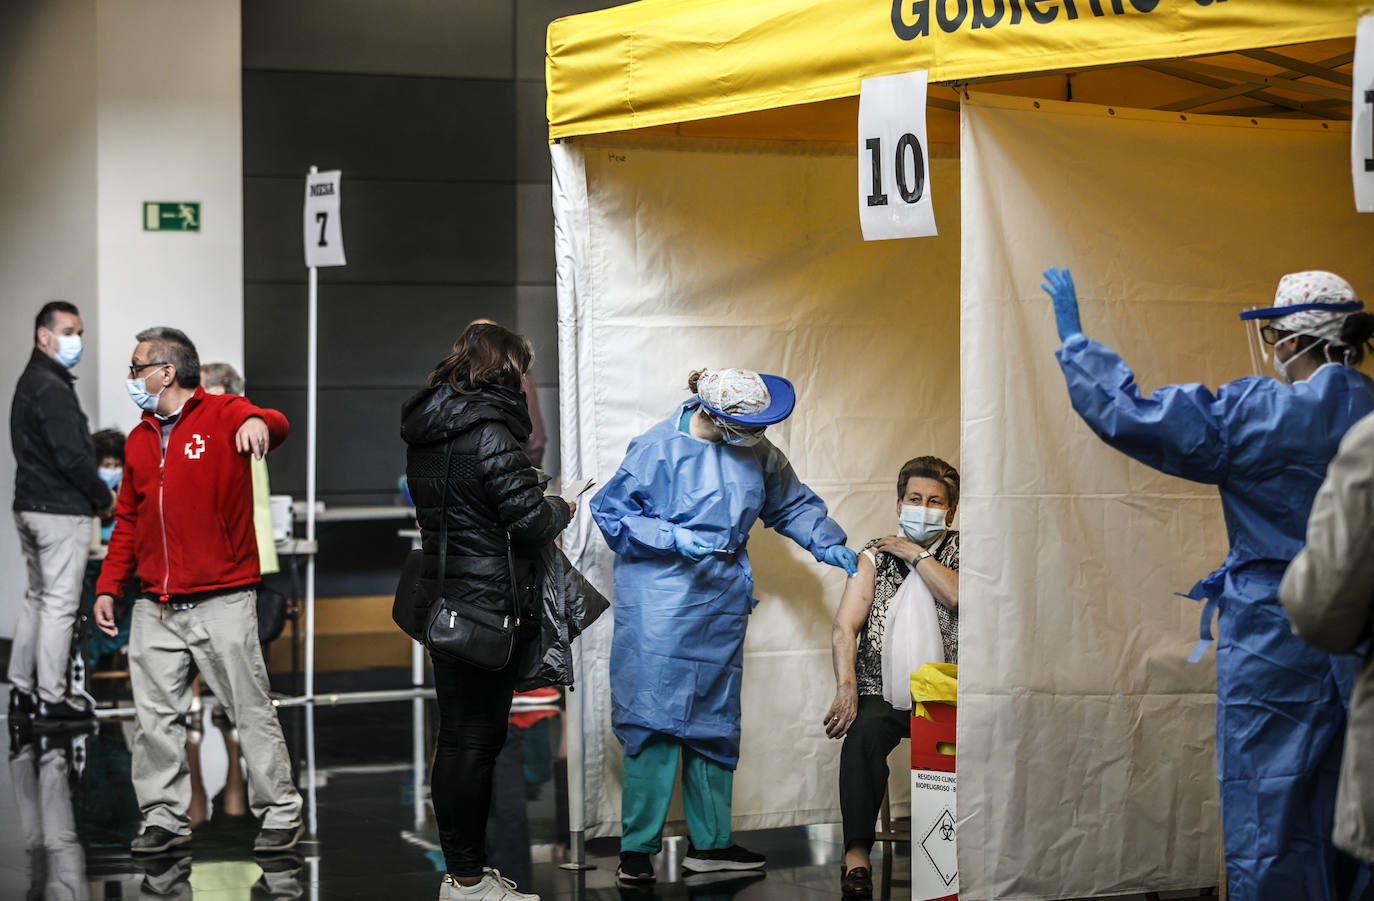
left=911, top=663, right=958, bottom=901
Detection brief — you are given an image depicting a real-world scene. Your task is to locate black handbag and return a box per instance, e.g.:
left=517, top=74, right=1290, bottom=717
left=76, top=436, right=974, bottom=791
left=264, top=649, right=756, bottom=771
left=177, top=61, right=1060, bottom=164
left=421, top=442, right=520, bottom=670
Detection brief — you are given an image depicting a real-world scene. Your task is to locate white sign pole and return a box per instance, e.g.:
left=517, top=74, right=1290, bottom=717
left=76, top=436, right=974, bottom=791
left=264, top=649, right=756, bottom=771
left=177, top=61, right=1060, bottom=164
left=858, top=70, right=938, bottom=240
left=1354, top=15, right=1374, bottom=212
left=300, top=166, right=344, bottom=702
left=305, top=166, right=320, bottom=702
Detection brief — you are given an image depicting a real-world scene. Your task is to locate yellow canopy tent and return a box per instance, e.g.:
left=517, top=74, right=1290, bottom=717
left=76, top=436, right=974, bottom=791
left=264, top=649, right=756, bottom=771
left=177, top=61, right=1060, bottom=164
left=548, top=0, right=1355, bottom=141
left=545, top=4, right=1369, bottom=900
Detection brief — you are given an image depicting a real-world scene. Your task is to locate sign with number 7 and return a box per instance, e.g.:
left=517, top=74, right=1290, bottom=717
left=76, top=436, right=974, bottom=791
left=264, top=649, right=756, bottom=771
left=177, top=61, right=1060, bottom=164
left=858, top=70, right=938, bottom=240
left=304, top=170, right=347, bottom=267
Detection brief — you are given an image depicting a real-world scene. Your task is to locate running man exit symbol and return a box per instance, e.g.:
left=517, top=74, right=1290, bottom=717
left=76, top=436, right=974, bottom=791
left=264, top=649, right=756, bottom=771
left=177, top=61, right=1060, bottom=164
left=143, top=202, right=201, bottom=232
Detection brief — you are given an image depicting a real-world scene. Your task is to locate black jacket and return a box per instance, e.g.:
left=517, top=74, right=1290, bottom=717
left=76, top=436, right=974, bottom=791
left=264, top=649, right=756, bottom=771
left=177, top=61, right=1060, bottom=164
left=399, top=382, right=571, bottom=636
left=11, top=349, right=110, bottom=515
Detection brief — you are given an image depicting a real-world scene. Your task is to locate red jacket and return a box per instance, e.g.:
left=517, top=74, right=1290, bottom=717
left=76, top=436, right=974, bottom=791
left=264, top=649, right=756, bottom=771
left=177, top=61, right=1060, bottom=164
left=96, top=388, right=289, bottom=601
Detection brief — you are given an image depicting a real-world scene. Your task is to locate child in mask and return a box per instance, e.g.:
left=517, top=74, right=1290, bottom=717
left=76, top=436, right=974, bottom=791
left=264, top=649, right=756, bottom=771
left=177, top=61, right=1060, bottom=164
left=93, top=429, right=126, bottom=544
left=823, top=455, right=960, bottom=899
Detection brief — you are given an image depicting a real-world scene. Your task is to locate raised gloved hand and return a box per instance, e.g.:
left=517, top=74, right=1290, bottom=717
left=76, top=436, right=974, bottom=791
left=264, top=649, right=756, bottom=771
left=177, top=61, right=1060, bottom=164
left=1040, top=266, right=1083, bottom=341
left=673, top=526, right=717, bottom=562
left=823, top=545, right=859, bottom=577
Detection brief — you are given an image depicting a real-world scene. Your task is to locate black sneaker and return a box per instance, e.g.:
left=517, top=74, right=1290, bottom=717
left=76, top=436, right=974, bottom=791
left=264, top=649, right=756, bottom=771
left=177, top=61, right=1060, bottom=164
left=33, top=698, right=95, bottom=728
left=9, top=687, right=34, bottom=717
left=617, top=850, right=656, bottom=883
left=254, top=822, right=305, bottom=854
left=682, top=843, right=766, bottom=873
left=131, top=825, right=192, bottom=855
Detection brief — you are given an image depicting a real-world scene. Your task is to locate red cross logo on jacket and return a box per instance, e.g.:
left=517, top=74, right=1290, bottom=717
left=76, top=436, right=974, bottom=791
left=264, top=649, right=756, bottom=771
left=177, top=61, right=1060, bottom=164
left=184, top=434, right=206, bottom=460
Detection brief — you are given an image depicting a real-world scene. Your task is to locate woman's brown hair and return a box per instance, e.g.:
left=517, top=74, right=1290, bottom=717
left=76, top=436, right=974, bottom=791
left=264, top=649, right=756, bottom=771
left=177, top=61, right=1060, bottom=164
left=898, top=455, right=960, bottom=509
left=428, top=322, right=533, bottom=394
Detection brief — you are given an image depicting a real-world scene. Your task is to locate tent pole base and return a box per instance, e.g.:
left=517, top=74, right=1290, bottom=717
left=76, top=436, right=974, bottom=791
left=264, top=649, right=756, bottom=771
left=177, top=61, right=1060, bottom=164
left=558, top=832, right=596, bottom=871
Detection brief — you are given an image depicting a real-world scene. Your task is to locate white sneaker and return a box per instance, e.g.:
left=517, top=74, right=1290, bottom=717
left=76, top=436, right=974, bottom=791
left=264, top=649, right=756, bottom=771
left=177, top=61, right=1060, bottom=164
left=441, top=869, right=540, bottom=901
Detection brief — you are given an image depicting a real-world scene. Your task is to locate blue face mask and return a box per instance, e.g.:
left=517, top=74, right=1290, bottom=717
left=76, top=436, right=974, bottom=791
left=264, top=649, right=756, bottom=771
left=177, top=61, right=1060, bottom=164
left=899, top=504, right=948, bottom=546
left=98, top=466, right=122, bottom=491
left=716, top=419, right=766, bottom=447
left=125, top=376, right=163, bottom=413
left=54, top=334, right=82, bottom=368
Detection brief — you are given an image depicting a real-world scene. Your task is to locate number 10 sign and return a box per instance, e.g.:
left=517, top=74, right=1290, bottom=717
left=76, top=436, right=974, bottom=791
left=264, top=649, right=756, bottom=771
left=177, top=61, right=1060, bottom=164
left=858, top=70, right=937, bottom=241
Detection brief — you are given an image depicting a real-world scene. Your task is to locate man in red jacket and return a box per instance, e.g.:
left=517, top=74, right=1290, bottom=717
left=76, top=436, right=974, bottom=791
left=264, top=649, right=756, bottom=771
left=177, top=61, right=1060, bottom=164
left=93, top=327, right=303, bottom=856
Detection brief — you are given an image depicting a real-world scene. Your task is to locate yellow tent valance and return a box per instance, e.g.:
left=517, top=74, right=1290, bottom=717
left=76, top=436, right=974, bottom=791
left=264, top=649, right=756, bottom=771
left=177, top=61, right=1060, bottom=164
left=546, top=0, right=1359, bottom=140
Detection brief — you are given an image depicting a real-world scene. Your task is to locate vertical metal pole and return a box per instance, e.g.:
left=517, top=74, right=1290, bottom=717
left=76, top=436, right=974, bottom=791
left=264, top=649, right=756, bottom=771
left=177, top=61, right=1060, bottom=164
left=305, top=702, right=318, bottom=838
left=304, top=167, right=319, bottom=702
left=413, top=695, right=426, bottom=830
left=560, top=642, right=593, bottom=870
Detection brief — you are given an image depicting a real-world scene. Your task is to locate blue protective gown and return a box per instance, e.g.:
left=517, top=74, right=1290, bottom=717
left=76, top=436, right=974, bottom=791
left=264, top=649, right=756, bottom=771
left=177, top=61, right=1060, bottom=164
left=590, top=402, right=847, bottom=770
left=1057, top=334, right=1374, bottom=901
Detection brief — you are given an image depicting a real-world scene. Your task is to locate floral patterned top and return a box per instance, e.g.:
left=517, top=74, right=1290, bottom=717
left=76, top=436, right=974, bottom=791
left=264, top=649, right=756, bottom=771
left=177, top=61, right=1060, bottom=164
left=854, top=531, right=960, bottom=697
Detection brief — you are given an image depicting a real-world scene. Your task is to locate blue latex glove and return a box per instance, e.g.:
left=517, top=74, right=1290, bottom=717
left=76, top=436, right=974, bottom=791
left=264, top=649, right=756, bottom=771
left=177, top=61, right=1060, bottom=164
left=823, top=545, right=859, bottom=577
left=1040, top=266, right=1083, bottom=341
left=673, top=526, right=717, bottom=562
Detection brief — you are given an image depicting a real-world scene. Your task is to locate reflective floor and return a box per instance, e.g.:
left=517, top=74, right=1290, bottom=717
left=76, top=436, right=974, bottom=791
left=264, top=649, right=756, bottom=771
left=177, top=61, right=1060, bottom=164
left=0, top=688, right=906, bottom=901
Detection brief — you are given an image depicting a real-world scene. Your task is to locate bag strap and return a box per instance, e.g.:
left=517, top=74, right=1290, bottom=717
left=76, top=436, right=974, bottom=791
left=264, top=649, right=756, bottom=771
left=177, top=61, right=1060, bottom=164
left=436, top=441, right=453, bottom=602
left=506, top=530, right=520, bottom=625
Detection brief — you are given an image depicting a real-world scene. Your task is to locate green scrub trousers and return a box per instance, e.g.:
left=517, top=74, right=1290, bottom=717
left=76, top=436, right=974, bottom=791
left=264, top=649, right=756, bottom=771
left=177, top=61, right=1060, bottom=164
left=621, top=733, right=733, bottom=853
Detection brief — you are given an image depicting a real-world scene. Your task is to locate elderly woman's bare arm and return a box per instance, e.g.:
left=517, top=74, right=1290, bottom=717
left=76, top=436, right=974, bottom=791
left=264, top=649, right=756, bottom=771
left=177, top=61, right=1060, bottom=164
left=824, top=553, right=876, bottom=739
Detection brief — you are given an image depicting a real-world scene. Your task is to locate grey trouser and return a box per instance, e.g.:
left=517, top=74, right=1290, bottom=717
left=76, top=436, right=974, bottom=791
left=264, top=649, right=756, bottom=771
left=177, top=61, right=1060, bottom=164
left=9, top=743, right=87, bottom=898
left=9, top=510, right=92, bottom=703
left=129, top=589, right=302, bottom=834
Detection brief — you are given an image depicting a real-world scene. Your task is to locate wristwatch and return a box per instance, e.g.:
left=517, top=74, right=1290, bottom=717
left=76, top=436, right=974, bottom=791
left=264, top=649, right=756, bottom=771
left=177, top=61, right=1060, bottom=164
left=915, top=550, right=933, bottom=566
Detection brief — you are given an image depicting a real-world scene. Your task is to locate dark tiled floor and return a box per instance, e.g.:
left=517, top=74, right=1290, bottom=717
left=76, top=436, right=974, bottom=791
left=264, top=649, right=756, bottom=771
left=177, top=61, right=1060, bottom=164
left=0, top=690, right=910, bottom=901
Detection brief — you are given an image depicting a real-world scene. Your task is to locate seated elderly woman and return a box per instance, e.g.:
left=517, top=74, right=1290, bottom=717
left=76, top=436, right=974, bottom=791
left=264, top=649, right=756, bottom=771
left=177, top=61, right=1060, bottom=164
left=823, top=455, right=960, bottom=898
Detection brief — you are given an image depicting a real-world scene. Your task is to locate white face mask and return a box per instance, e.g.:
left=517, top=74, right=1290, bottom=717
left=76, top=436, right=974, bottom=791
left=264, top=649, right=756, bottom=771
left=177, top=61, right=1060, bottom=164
left=899, top=504, right=948, bottom=546
left=1273, top=335, right=1323, bottom=384
left=53, top=334, right=83, bottom=368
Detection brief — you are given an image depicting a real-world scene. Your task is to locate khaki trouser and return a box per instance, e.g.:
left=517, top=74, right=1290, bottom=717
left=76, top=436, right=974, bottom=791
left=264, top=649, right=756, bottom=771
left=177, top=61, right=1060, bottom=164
left=129, top=589, right=301, bottom=834
left=9, top=510, right=92, bottom=703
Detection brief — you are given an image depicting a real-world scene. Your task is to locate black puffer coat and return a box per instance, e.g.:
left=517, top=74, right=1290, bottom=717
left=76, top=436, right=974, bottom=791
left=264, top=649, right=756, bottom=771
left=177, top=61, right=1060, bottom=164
left=399, top=382, right=570, bottom=638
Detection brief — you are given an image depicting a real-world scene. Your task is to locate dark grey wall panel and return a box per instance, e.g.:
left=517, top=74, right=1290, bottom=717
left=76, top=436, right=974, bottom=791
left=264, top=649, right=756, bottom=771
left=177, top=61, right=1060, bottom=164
left=243, top=71, right=514, bottom=181
left=245, top=283, right=517, bottom=391
left=255, top=387, right=416, bottom=502
left=243, top=0, right=514, bottom=80
left=244, top=177, right=515, bottom=284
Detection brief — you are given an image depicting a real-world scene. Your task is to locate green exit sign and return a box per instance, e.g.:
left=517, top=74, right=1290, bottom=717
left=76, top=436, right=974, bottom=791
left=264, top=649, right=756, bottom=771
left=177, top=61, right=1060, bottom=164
left=143, top=202, right=201, bottom=232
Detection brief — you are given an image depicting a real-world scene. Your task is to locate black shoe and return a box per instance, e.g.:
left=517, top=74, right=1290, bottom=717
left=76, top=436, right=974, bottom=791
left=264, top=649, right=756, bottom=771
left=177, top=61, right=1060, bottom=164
left=617, top=850, right=656, bottom=883
left=682, top=843, right=766, bottom=873
left=33, top=698, right=95, bottom=729
left=131, top=825, right=192, bottom=855
left=7, top=717, right=34, bottom=759
left=9, top=687, right=34, bottom=717
left=840, top=866, right=873, bottom=898
left=254, top=822, right=305, bottom=853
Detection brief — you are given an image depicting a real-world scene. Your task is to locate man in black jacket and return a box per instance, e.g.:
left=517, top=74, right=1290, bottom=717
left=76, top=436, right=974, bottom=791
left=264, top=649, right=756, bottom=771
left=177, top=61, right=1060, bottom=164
left=9, top=300, right=114, bottom=723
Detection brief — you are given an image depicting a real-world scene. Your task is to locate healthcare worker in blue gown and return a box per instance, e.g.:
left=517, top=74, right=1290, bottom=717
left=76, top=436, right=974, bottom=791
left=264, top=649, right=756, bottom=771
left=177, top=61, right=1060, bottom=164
left=590, top=367, right=858, bottom=885
left=1041, top=267, right=1374, bottom=901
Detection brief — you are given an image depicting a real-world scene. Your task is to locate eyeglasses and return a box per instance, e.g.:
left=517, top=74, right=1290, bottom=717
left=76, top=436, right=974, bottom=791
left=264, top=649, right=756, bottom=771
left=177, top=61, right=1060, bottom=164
left=128, top=361, right=169, bottom=378
left=1258, top=325, right=1288, bottom=346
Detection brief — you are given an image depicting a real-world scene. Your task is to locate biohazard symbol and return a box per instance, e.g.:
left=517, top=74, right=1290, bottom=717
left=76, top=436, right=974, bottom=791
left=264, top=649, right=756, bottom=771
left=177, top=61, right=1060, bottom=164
left=184, top=434, right=206, bottom=460
left=940, top=821, right=954, bottom=841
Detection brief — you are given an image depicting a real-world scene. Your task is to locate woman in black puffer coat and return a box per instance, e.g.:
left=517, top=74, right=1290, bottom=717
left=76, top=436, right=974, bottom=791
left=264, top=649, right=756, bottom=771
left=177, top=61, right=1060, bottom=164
left=401, top=322, right=572, bottom=901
